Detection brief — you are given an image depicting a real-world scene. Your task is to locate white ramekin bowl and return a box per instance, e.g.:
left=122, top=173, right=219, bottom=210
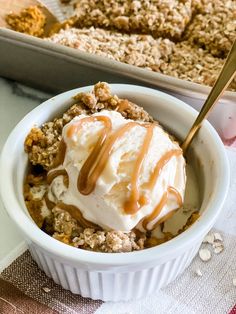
left=0, top=85, right=229, bottom=301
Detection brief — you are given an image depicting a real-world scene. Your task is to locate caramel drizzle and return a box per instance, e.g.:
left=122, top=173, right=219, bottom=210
left=142, top=191, right=168, bottom=230
left=76, top=116, right=112, bottom=194
left=47, top=169, right=68, bottom=185
left=124, top=125, right=154, bottom=214
left=66, top=116, right=111, bottom=139
left=147, top=149, right=182, bottom=190
left=53, top=140, right=67, bottom=168
left=48, top=115, right=183, bottom=229
left=167, top=186, right=183, bottom=207
left=50, top=115, right=112, bottom=195
left=142, top=186, right=183, bottom=230
left=45, top=193, right=56, bottom=210
left=78, top=121, right=141, bottom=195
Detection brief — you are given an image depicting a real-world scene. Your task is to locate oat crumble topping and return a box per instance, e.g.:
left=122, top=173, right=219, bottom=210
left=184, top=0, right=236, bottom=58
left=48, top=27, right=236, bottom=91
left=159, top=42, right=236, bottom=90
left=5, top=1, right=236, bottom=91
left=70, top=0, right=195, bottom=40
left=24, top=169, right=148, bottom=253
left=47, top=27, right=174, bottom=70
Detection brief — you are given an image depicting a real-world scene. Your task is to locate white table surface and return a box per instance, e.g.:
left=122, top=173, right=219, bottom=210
left=0, top=78, right=51, bottom=269
left=0, top=77, right=235, bottom=271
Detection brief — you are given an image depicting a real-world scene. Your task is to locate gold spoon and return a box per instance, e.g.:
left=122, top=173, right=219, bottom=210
left=0, top=0, right=58, bottom=36
left=182, top=39, right=236, bottom=154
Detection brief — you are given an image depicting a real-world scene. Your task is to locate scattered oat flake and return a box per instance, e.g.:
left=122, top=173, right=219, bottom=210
left=213, top=232, right=223, bottom=242
left=233, top=279, right=236, bottom=286
left=199, top=248, right=212, bottom=262
left=213, top=242, right=223, bottom=248
left=195, top=269, right=203, bottom=277
left=203, top=233, right=214, bottom=244
left=42, top=287, right=51, bottom=293
left=214, top=245, right=224, bottom=254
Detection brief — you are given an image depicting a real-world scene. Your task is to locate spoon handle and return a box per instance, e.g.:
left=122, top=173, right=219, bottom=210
left=182, top=40, right=236, bottom=153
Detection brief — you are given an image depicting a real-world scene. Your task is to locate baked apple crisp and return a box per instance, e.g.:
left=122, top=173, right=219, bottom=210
left=24, top=82, right=199, bottom=253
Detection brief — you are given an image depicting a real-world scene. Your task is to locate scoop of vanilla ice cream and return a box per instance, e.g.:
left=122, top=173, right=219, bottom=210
left=48, top=110, right=186, bottom=231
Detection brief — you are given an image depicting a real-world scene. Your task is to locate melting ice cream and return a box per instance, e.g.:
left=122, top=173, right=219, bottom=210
left=47, top=110, right=186, bottom=232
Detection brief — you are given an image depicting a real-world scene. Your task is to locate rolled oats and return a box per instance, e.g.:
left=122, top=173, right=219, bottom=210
left=202, top=233, right=215, bottom=244
left=47, top=27, right=174, bottom=69
left=185, top=0, right=236, bottom=57
left=159, top=42, right=236, bottom=91
left=195, top=268, right=203, bottom=277
left=47, top=28, right=236, bottom=92
left=213, top=245, right=224, bottom=254
left=42, top=287, right=51, bottom=293
left=213, top=232, right=223, bottom=242
left=69, top=0, right=195, bottom=40
left=199, top=248, right=212, bottom=262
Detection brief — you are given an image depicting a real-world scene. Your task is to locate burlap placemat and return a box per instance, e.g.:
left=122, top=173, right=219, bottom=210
left=0, top=251, right=102, bottom=314
left=1, top=229, right=236, bottom=314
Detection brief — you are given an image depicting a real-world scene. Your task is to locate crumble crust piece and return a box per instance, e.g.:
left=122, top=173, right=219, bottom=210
left=70, top=0, right=195, bottom=40
left=5, top=1, right=236, bottom=92
left=48, top=28, right=236, bottom=91
left=24, top=82, right=153, bottom=170
left=24, top=173, right=147, bottom=253
left=159, top=42, right=236, bottom=90
left=52, top=207, right=147, bottom=252
left=47, top=27, right=174, bottom=70
left=5, top=6, right=46, bottom=37
left=184, top=0, right=236, bottom=58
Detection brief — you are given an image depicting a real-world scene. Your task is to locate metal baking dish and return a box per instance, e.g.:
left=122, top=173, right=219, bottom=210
left=0, top=28, right=235, bottom=140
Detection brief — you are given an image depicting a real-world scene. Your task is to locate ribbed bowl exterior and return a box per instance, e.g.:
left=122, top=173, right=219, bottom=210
left=28, top=241, right=201, bottom=301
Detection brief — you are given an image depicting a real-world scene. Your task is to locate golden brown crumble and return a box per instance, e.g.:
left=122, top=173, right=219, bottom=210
left=71, top=227, right=146, bottom=253
left=70, top=0, right=195, bottom=40
left=53, top=0, right=235, bottom=91
left=47, top=27, right=174, bottom=71
left=24, top=172, right=199, bottom=253
left=184, top=0, right=236, bottom=58
left=5, top=6, right=46, bottom=37
left=47, top=25, right=236, bottom=91
left=5, top=1, right=236, bottom=91
left=24, top=174, right=147, bottom=252
left=24, top=82, right=152, bottom=170
left=24, top=82, right=154, bottom=252
left=24, top=82, right=200, bottom=253
left=24, top=173, right=199, bottom=253
left=159, top=42, right=236, bottom=90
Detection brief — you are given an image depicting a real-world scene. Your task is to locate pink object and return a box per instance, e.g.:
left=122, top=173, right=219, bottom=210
left=168, top=92, right=236, bottom=147
left=229, top=305, right=236, bottom=314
